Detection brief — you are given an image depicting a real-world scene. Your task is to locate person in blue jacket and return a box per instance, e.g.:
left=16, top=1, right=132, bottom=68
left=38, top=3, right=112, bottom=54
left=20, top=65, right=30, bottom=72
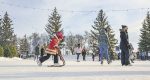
left=99, top=28, right=111, bottom=64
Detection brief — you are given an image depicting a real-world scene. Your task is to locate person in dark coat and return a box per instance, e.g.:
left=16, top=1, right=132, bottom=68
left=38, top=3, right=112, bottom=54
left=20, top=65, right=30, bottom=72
left=120, top=25, right=131, bottom=66
left=82, top=47, right=86, bottom=61
left=35, top=44, right=40, bottom=61
left=40, top=45, right=45, bottom=58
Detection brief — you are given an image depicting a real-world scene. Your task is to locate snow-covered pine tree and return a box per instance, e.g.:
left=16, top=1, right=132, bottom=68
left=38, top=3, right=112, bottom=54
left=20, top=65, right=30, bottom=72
left=91, top=9, right=109, bottom=54
left=45, top=7, right=63, bottom=39
left=91, top=9, right=117, bottom=59
left=19, top=35, right=30, bottom=57
left=139, top=11, right=150, bottom=59
left=1, top=12, right=14, bottom=46
left=106, top=25, right=117, bottom=60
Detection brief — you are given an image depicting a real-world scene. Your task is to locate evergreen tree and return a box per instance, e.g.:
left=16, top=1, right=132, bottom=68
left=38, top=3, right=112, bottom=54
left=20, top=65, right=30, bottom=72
left=91, top=10, right=117, bottom=59
left=106, top=25, right=117, bottom=59
left=45, top=7, right=63, bottom=64
left=19, top=35, right=30, bottom=57
left=12, top=34, right=17, bottom=46
left=3, top=46, right=12, bottom=57
left=91, top=9, right=109, bottom=54
left=9, top=45, right=18, bottom=57
left=0, top=15, right=3, bottom=45
left=139, top=11, right=150, bottom=58
left=1, top=12, right=14, bottom=46
left=11, top=34, right=18, bottom=57
left=0, top=15, right=1, bottom=26
left=0, top=12, right=17, bottom=57
left=45, top=7, right=63, bottom=38
left=0, top=46, right=4, bottom=57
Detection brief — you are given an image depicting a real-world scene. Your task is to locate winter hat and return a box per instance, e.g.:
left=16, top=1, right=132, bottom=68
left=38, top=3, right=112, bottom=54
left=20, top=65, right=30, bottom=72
left=122, top=25, right=127, bottom=29
left=56, top=31, right=64, bottom=39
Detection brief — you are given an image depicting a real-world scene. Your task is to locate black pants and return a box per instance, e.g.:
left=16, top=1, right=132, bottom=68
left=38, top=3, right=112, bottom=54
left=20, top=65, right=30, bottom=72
left=92, top=54, right=95, bottom=61
left=39, top=54, right=51, bottom=63
left=121, top=48, right=130, bottom=65
left=76, top=53, right=81, bottom=61
left=40, top=53, right=44, bottom=57
left=54, top=55, right=58, bottom=63
left=39, top=54, right=59, bottom=63
left=82, top=54, right=86, bottom=61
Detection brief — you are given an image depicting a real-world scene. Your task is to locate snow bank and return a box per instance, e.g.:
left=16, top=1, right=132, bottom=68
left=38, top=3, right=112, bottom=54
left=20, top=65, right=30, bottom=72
left=0, top=57, right=10, bottom=61
left=12, top=57, right=22, bottom=60
left=0, top=57, right=22, bottom=61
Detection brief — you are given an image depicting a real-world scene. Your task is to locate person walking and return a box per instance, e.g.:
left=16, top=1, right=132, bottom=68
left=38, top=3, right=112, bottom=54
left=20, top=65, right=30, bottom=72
left=120, top=25, right=131, bottom=66
left=74, top=44, right=82, bottom=62
left=82, top=47, right=86, bottom=61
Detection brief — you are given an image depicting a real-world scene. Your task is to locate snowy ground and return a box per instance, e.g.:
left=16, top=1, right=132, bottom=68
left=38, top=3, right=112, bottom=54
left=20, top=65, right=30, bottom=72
left=0, top=55, right=150, bottom=80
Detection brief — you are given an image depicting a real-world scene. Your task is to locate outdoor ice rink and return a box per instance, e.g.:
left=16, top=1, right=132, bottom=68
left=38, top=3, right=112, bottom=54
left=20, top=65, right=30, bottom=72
left=0, top=56, right=150, bottom=80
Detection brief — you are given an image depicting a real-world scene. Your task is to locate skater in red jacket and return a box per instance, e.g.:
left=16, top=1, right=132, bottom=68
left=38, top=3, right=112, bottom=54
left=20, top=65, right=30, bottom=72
left=38, top=31, right=65, bottom=66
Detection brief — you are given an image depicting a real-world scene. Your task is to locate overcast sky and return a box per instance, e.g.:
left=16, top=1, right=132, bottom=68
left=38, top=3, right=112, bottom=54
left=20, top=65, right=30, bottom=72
left=0, top=0, right=150, bottom=51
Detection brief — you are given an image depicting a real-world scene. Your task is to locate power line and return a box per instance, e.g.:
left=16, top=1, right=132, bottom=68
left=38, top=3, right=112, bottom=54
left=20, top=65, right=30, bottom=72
left=0, top=1, right=150, bottom=13
left=0, top=1, right=50, bottom=11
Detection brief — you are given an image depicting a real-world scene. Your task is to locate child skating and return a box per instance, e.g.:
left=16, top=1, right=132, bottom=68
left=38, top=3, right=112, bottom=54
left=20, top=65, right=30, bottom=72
left=37, top=31, right=65, bottom=67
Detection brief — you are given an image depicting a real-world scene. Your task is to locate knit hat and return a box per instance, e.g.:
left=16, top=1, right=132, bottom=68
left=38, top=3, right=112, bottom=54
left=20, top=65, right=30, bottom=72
left=56, top=31, right=64, bottom=39
left=122, top=25, right=127, bottom=29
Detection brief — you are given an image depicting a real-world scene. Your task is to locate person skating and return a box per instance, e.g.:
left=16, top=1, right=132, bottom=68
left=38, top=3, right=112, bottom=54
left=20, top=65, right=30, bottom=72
left=40, top=45, right=45, bottom=58
left=99, top=28, right=111, bottom=64
left=82, top=47, right=86, bottom=61
left=129, top=43, right=135, bottom=63
left=74, top=44, right=82, bottom=62
left=37, top=31, right=65, bottom=66
left=34, top=44, right=40, bottom=61
left=120, top=25, right=131, bottom=66
left=89, top=49, right=95, bottom=61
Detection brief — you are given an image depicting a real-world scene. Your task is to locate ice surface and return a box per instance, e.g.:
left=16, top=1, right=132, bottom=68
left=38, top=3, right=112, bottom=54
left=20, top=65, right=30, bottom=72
left=0, top=56, right=150, bottom=80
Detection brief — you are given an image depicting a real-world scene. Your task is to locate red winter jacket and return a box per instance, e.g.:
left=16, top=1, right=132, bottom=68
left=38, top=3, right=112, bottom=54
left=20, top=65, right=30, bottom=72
left=46, top=36, right=60, bottom=54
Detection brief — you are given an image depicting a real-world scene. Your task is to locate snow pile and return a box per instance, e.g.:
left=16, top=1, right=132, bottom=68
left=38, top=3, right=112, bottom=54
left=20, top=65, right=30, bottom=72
left=0, top=57, right=10, bottom=61
left=0, top=57, right=22, bottom=61
left=12, top=57, right=22, bottom=60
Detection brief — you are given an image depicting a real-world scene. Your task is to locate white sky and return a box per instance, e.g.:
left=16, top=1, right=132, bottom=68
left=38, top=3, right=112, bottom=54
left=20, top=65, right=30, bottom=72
left=0, top=0, right=150, bottom=51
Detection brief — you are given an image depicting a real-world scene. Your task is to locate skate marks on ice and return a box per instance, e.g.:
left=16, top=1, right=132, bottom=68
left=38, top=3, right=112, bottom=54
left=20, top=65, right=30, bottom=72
left=0, top=71, right=150, bottom=79
left=0, top=60, right=150, bottom=80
